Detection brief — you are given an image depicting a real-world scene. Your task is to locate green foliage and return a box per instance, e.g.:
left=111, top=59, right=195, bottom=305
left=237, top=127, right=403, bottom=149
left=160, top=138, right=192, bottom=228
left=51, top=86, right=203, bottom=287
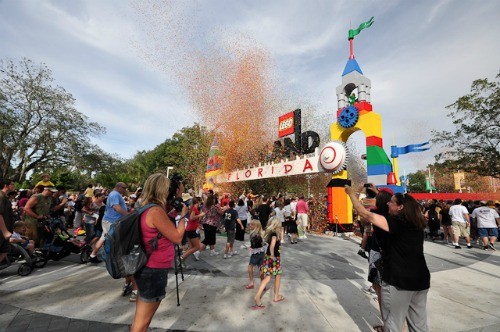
left=432, top=72, right=500, bottom=178
left=407, top=171, right=426, bottom=192
left=102, top=124, right=214, bottom=191
left=0, top=58, right=107, bottom=182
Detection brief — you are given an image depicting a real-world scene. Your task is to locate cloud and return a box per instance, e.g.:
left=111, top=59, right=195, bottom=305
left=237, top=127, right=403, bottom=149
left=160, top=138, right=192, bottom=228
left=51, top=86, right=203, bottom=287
left=1, top=0, right=499, bottom=174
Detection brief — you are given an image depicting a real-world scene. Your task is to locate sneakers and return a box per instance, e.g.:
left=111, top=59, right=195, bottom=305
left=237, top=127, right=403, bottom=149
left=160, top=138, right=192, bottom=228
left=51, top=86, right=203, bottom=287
left=193, top=251, right=200, bottom=261
left=209, top=251, right=219, bottom=256
left=357, top=249, right=368, bottom=259
left=223, top=253, right=232, bottom=259
left=89, top=256, right=101, bottom=263
left=223, top=254, right=228, bottom=259
left=231, top=251, right=237, bottom=255
left=483, top=246, right=489, bottom=250
left=240, top=244, right=248, bottom=249
left=467, top=244, right=473, bottom=249
left=489, top=243, right=496, bottom=251
left=129, top=292, right=137, bottom=302
left=122, top=283, right=133, bottom=296
left=454, top=245, right=462, bottom=249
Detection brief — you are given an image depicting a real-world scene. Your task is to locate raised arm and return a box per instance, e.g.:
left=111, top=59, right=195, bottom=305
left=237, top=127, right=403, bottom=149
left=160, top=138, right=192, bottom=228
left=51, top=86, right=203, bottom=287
left=345, top=185, right=389, bottom=232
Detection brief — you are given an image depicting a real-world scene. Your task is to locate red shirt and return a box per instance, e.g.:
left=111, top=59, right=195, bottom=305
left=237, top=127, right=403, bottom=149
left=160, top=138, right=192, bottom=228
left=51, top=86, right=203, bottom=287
left=186, top=205, right=200, bottom=231
left=141, top=208, right=174, bottom=268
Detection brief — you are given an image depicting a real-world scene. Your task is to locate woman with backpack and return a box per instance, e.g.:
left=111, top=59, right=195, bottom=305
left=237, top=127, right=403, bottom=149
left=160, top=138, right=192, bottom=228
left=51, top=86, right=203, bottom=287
left=131, top=173, right=187, bottom=332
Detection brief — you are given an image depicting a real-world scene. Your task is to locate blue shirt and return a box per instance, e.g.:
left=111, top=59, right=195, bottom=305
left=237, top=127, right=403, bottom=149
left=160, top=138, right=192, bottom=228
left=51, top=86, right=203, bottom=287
left=103, top=190, right=127, bottom=223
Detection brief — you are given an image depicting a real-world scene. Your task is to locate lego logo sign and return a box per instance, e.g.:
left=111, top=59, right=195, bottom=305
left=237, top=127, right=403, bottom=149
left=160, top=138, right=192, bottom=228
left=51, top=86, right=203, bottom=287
left=278, top=112, right=295, bottom=137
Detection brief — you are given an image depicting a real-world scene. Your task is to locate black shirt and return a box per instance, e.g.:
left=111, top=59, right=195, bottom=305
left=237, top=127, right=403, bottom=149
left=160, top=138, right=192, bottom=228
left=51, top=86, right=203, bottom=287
left=382, top=215, right=430, bottom=291
left=265, top=232, right=280, bottom=257
left=223, top=208, right=238, bottom=231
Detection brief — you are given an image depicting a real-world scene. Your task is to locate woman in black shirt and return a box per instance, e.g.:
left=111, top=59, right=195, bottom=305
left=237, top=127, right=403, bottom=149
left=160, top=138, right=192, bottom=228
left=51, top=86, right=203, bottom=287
left=346, top=186, right=430, bottom=332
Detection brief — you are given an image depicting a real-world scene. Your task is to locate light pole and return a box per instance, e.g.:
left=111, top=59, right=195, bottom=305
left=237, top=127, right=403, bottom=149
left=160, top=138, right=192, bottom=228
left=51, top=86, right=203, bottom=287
left=167, top=166, right=173, bottom=178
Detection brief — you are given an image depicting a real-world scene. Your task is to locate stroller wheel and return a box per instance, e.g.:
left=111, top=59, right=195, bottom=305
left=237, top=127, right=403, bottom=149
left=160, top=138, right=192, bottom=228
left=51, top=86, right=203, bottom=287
left=18, top=263, right=33, bottom=276
left=33, top=255, right=48, bottom=268
left=80, top=248, right=91, bottom=263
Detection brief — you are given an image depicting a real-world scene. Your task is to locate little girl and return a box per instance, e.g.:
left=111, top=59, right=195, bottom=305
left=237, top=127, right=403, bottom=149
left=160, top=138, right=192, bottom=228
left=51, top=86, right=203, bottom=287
left=252, top=217, right=285, bottom=309
left=245, top=219, right=267, bottom=289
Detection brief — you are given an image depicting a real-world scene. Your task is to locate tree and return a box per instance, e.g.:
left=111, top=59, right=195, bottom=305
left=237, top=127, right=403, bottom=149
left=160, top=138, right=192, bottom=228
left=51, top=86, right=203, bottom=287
left=432, top=72, right=500, bottom=178
left=407, top=171, right=426, bottom=193
left=0, top=58, right=106, bottom=182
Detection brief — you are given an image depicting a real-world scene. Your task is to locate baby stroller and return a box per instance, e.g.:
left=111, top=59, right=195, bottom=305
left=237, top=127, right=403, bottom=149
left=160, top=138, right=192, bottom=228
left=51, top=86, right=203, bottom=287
left=38, top=218, right=83, bottom=261
left=0, top=243, right=47, bottom=276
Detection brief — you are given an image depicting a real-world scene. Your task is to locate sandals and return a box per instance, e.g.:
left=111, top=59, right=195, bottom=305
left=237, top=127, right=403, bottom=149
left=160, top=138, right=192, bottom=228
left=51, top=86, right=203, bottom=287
left=250, top=304, right=266, bottom=310
left=245, top=284, right=254, bottom=289
left=273, top=295, right=285, bottom=303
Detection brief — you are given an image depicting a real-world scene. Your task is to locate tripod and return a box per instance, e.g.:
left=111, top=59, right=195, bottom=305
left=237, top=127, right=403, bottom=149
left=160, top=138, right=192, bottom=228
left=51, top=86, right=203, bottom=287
left=173, top=244, right=184, bottom=306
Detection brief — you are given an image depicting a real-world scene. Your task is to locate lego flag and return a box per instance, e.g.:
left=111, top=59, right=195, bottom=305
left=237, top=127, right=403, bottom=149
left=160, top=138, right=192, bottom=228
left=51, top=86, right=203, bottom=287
left=348, top=17, right=374, bottom=39
left=391, top=142, right=430, bottom=158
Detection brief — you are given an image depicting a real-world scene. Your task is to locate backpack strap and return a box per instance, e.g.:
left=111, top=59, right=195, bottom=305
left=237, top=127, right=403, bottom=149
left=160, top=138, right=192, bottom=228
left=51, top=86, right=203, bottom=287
left=137, top=203, right=163, bottom=255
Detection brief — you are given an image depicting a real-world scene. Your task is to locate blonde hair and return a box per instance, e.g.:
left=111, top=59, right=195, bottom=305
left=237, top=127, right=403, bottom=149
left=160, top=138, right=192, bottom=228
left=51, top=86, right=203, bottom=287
left=140, top=173, right=170, bottom=209
left=264, top=216, right=282, bottom=242
left=249, top=219, right=263, bottom=238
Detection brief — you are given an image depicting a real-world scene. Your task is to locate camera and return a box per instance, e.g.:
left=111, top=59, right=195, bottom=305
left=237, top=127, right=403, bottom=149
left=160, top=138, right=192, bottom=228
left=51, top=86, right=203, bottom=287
left=170, top=197, right=184, bottom=212
left=168, top=174, right=184, bottom=212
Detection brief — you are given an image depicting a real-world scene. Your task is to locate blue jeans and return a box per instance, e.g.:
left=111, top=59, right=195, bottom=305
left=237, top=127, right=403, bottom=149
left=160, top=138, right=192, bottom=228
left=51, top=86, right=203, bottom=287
left=84, top=222, right=95, bottom=243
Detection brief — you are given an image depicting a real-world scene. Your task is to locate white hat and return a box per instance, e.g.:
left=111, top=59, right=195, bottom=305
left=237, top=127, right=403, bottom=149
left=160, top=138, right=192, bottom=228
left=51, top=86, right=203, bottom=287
left=44, top=187, right=58, bottom=192
left=182, top=193, right=193, bottom=202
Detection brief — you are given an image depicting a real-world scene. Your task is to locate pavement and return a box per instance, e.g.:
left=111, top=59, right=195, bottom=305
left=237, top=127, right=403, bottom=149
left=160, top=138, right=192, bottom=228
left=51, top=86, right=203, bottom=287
left=0, top=232, right=499, bottom=332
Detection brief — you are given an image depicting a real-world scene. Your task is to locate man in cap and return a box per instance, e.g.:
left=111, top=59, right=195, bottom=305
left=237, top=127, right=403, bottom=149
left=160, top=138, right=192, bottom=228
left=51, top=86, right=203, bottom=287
left=471, top=200, right=500, bottom=250
left=23, top=186, right=59, bottom=246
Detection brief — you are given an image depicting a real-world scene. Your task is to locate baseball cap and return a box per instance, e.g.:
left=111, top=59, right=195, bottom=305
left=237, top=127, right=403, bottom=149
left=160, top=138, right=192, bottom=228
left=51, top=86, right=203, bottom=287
left=44, top=187, right=58, bottom=192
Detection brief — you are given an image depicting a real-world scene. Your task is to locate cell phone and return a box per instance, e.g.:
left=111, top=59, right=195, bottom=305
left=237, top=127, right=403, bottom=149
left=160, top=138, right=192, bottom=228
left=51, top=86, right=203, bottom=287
left=364, top=183, right=372, bottom=188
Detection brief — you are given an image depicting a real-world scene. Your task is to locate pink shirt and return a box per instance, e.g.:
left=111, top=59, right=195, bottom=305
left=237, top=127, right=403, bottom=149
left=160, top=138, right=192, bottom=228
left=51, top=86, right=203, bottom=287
left=141, top=208, right=175, bottom=268
left=296, top=199, right=309, bottom=214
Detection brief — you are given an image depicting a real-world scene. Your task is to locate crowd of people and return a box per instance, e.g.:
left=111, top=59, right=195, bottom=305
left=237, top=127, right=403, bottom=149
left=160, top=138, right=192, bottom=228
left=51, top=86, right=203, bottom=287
left=351, top=184, right=500, bottom=332
left=1, top=174, right=499, bottom=332
left=0, top=174, right=316, bottom=331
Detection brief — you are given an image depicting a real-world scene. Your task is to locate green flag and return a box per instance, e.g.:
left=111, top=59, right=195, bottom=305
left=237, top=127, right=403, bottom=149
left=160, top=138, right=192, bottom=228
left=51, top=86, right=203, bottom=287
left=348, top=17, right=374, bottom=39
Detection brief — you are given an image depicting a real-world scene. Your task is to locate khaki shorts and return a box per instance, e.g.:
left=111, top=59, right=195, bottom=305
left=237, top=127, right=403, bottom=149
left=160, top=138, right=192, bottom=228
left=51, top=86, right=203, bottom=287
left=99, top=220, right=113, bottom=241
left=297, top=213, right=309, bottom=227
left=451, top=221, right=470, bottom=238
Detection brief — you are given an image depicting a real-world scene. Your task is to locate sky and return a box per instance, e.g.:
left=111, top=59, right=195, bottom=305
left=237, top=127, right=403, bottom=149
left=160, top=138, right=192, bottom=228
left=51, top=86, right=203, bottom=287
left=1, top=0, right=499, bottom=175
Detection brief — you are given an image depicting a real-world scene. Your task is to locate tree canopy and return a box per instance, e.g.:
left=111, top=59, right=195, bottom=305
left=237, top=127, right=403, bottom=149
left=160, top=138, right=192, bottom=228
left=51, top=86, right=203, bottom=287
left=0, top=58, right=107, bottom=182
left=432, top=72, right=500, bottom=178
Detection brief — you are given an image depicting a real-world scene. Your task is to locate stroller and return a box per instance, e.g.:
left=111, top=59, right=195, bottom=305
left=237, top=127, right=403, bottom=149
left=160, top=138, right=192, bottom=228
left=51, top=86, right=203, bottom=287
left=38, top=218, right=83, bottom=261
left=0, top=243, right=47, bottom=276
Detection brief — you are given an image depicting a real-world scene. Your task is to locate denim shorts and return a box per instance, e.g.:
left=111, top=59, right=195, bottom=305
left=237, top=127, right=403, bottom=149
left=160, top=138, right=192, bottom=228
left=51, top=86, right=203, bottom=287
left=477, top=228, right=499, bottom=238
left=249, top=252, right=265, bottom=266
left=134, top=267, right=169, bottom=302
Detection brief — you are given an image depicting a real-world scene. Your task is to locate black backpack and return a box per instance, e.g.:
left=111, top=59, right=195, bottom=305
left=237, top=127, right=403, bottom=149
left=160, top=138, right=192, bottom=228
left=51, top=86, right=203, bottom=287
left=103, top=203, right=157, bottom=279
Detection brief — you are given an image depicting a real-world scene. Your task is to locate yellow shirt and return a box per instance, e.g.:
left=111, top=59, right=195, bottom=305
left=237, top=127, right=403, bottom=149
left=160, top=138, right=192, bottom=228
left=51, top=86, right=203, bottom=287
left=84, top=187, right=94, bottom=197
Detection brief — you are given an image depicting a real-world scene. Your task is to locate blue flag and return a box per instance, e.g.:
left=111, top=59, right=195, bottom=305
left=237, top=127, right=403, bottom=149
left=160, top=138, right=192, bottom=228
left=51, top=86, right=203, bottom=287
left=391, top=142, right=430, bottom=158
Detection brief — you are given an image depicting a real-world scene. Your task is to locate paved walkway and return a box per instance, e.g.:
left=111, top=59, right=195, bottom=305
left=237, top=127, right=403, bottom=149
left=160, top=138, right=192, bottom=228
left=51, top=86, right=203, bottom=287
left=0, top=233, right=499, bottom=331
